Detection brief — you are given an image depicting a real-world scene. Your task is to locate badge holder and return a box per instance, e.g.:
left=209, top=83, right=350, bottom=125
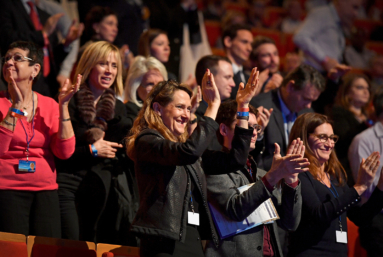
left=18, top=150, right=36, bottom=173
left=188, top=192, right=200, bottom=226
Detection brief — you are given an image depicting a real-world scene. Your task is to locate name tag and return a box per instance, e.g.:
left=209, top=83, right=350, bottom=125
left=188, top=211, right=200, bottom=226
left=336, top=230, right=347, bottom=244
left=18, top=160, right=36, bottom=173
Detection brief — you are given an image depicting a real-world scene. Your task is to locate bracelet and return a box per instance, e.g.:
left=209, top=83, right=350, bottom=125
left=238, top=107, right=249, bottom=112
left=9, top=108, right=25, bottom=119
left=237, top=115, right=249, bottom=121
left=90, top=144, right=98, bottom=157
left=237, top=111, right=249, bottom=117
left=189, top=117, right=198, bottom=125
left=62, top=118, right=71, bottom=122
left=3, top=119, right=15, bottom=127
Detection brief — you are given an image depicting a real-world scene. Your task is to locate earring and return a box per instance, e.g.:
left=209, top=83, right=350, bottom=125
left=31, top=74, right=35, bottom=80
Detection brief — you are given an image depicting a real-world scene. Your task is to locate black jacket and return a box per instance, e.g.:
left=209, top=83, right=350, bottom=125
left=131, top=117, right=222, bottom=246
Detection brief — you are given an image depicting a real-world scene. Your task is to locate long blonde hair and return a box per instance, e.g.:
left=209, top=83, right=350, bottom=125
left=126, top=80, right=192, bottom=161
left=75, top=41, right=124, bottom=96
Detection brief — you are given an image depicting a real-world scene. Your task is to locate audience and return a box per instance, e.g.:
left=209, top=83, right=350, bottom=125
left=124, top=56, right=168, bottom=119
left=56, top=41, right=136, bottom=245
left=280, top=0, right=303, bottom=34
left=344, top=27, right=376, bottom=69
left=288, top=112, right=383, bottom=257
left=349, top=89, right=383, bottom=257
left=222, top=24, right=253, bottom=99
left=294, top=0, right=362, bottom=72
left=0, top=41, right=76, bottom=237
left=369, top=55, right=383, bottom=94
left=329, top=73, right=371, bottom=186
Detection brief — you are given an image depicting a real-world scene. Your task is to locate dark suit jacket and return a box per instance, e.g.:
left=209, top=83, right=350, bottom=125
left=205, top=157, right=302, bottom=257
left=0, top=0, right=68, bottom=97
left=250, top=89, right=312, bottom=171
left=231, top=70, right=250, bottom=100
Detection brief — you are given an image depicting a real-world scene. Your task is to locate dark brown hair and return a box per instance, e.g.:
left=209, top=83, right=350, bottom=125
left=138, top=29, right=168, bottom=58
left=289, top=113, right=347, bottom=186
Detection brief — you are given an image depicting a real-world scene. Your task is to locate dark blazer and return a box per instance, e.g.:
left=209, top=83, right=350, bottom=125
left=288, top=172, right=383, bottom=257
left=195, top=102, right=221, bottom=151
left=204, top=157, right=302, bottom=257
left=250, top=89, right=312, bottom=170
left=0, top=0, right=69, bottom=97
left=231, top=70, right=250, bottom=100
left=329, top=105, right=369, bottom=186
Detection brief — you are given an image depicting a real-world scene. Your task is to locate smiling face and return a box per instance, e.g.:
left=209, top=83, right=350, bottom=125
left=88, top=52, right=118, bottom=91
left=137, top=69, right=164, bottom=101
left=226, top=29, right=253, bottom=64
left=150, top=34, right=170, bottom=63
left=158, top=90, right=191, bottom=137
left=214, top=60, right=235, bottom=100
left=93, top=14, right=118, bottom=43
left=2, top=48, right=39, bottom=85
left=347, top=77, right=370, bottom=108
left=308, top=123, right=335, bottom=165
left=254, top=43, right=280, bottom=73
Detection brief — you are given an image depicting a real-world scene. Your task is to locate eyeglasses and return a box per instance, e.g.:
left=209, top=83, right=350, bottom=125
left=2, top=53, right=34, bottom=63
left=249, top=124, right=262, bottom=133
left=310, top=133, right=339, bottom=143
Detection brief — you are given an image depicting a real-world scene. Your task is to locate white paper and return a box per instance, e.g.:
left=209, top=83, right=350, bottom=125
left=336, top=230, right=348, bottom=244
left=209, top=183, right=279, bottom=239
left=188, top=211, right=200, bottom=226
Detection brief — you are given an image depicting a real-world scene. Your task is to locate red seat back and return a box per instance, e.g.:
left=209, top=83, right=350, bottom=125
left=0, top=240, right=28, bottom=257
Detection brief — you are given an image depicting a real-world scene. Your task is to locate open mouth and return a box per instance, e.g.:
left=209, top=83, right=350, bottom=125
left=101, top=77, right=112, bottom=83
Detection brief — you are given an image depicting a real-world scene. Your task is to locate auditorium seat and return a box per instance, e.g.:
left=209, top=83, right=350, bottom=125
left=0, top=231, right=28, bottom=257
left=204, top=20, right=222, bottom=47
left=347, top=218, right=368, bottom=257
left=97, top=243, right=139, bottom=257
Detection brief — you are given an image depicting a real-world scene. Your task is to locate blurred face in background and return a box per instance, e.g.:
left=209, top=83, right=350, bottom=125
left=93, top=14, right=118, bottom=43
left=347, top=77, right=370, bottom=108
left=150, top=34, right=170, bottom=63
left=137, top=69, right=164, bottom=101
left=253, top=43, right=280, bottom=73
left=213, top=60, right=236, bottom=100
left=336, top=0, right=362, bottom=27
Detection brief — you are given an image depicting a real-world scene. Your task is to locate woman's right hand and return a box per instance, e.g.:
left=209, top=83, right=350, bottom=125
left=354, top=151, right=380, bottom=195
left=201, top=69, right=220, bottom=107
left=93, top=132, right=123, bottom=158
left=8, top=71, right=23, bottom=108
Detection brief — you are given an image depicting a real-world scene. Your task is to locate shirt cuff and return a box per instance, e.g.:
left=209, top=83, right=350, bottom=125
left=261, top=176, right=275, bottom=193
left=285, top=180, right=299, bottom=188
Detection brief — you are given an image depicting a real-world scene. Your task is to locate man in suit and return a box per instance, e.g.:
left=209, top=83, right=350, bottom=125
left=222, top=24, right=253, bottom=100
left=203, top=100, right=306, bottom=257
left=194, top=55, right=236, bottom=150
left=0, top=0, right=81, bottom=97
left=251, top=64, right=325, bottom=171
left=250, top=36, right=284, bottom=93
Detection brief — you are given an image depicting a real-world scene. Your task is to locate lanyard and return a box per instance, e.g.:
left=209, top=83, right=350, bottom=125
left=190, top=191, right=195, bottom=213
left=19, top=92, right=35, bottom=161
left=320, top=173, right=343, bottom=231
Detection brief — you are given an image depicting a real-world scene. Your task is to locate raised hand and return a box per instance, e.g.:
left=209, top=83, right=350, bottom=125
left=59, top=74, right=82, bottom=106
left=201, top=69, right=220, bottom=107
left=327, top=64, right=351, bottom=81
left=64, top=19, right=84, bottom=47
left=354, top=151, right=380, bottom=195
left=43, top=13, right=64, bottom=36
left=236, top=67, right=260, bottom=107
left=7, top=71, right=23, bottom=108
left=93, top=132, right=123, bottom=158
left=265, top=142, right=310, bottom=186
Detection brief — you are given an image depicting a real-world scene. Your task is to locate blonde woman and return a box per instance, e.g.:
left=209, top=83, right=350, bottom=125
left=56, top=41, right=136, bottom=245
left=124, top=56, right=167, bottom=120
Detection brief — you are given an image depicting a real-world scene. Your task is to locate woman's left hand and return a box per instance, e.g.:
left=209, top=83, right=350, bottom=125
left=59, top=74, right=82, bottom=106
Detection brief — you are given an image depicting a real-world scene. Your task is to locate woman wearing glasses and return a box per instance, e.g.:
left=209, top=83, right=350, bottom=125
left=0, top=41, right=77, bottom=237
left=287, top=113, right=383, bottom=257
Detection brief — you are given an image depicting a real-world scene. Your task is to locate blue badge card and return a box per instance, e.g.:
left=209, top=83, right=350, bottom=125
left=18, top=160, right=36, bottom=172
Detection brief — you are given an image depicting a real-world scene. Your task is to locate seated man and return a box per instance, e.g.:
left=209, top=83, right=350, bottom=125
left=203, top=99, right=307, bottom=257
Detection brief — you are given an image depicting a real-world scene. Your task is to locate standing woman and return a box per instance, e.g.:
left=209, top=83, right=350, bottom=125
left=329, top=73, right=371, bottom=186
left=126, top=70, right=221, bottom=257
left=287, top=113, right=383, bottom=257
left=56, top=41, right=136, bottom=245
left=0, top=41, right=77, bottom=237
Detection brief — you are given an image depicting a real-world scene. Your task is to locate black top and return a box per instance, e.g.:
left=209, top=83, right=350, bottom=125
left=288, top=172, right=383, bottom=257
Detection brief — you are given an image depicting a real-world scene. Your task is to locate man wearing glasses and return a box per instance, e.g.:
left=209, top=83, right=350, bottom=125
left=203, top=100, right=307, bottom=257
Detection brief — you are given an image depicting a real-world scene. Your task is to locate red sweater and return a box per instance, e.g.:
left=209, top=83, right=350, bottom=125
left=0, top=92, right=75, bottom=191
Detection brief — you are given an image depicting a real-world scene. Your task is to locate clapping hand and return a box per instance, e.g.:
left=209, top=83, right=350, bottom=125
left=236, top=67, right=260, bottom=107
left=354, top=151, right=380, bottom=195
left=201, top=69, right=220, bottom=107
left=59, top=74, right=82, bottom=106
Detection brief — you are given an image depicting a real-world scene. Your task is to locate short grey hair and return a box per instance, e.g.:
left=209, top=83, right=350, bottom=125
left=124, top=56, right=168, bottom=106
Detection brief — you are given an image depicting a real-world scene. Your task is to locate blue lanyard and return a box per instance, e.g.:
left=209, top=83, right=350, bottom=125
left=19, top=92, right=35, bottom=161
left=321, top=173, right=343, bottom=231
left=190, top=190, right=195, bottom=213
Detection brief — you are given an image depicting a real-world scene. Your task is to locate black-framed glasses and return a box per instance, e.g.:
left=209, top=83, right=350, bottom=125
left=2, top=53, right=34, bottom=63
left=310, top=133, right=339, bottom=143
left=249, top=124, right=262, bottom=133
